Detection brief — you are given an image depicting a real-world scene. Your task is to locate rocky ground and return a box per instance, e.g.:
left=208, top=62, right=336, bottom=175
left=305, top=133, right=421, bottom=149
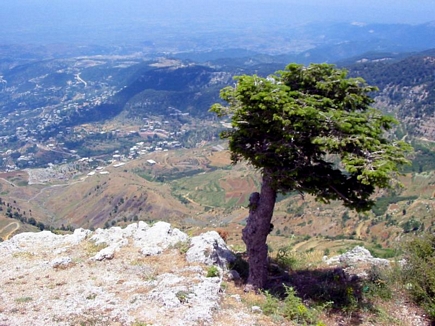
left=0, top=222, right=265, bottom=326
left=0, top=222, right=431, bottom=326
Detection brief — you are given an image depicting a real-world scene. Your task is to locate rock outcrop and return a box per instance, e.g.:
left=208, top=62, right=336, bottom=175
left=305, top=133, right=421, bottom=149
left=0, top=222, right=238, bottom=326
left=323, top=245, right=390, bottom=267
left=186, top=231, right=236, bottom=269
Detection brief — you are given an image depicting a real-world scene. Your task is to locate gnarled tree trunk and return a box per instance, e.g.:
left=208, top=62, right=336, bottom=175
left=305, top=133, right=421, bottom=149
left=242, top=172, right=277, bottom=291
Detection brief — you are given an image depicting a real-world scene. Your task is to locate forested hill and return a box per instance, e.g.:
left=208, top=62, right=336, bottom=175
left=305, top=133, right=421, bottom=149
left=346, top=49, right=435, bottom=140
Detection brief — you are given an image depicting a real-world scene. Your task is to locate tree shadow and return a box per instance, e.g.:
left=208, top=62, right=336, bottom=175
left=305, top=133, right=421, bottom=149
left=265, top=265, right=376, bottom=325
left=229, top=252, right=384, bottom=325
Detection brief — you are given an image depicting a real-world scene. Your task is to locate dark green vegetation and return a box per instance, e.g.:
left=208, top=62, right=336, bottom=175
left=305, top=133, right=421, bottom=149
left=228, top=235, right=433, bottom=325
left=211, top=63, right=411, bottom=290
left=0, top=197, right=75, bottom=234
left=347, top=49, right=435, bottom=140
left=372, top=195, right=418, bottom=216
left=403, top=140, right=435, bottom=173
left=0, top=198, right=43, bottom=230
left=401, top=233, right=435, bottom=320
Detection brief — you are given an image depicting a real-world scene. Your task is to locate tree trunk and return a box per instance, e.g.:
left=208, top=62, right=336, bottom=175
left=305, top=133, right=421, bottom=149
left=242, top=171, right=277, bottom=292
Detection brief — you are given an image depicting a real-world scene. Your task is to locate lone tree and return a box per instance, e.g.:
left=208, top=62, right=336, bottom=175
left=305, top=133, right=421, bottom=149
left=210, top=63, right=411, bottom=291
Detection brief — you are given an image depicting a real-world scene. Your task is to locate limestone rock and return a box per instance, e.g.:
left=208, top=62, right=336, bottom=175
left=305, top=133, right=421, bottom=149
left=90, top=226, right=129, bottom=248
left=186, top=231, right=236, bottom=270
left=135, top=221, right=189, bottom=256
left=51, top=256, right=73, bottom=268
left=92, top=246, right=115, bottom=261
left=252, top=306, right=262, bottom=313
left=324, top=245, right=390, bottom=267
left=65, top=228, right=92, bottom=245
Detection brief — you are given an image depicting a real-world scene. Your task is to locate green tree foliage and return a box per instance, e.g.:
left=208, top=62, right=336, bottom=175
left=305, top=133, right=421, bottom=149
left=212, top=63, right=410, bottom=210
left=211, top=63, right=411, bottom=290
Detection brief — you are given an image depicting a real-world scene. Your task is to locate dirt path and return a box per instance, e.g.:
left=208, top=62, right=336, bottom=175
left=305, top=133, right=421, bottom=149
left=292, top=239, right=321, bottom=251
left=183, top=193, right=202, bottom=207
left=0, top=178, right=17, bottom=187
left=355, top=221, right=365, bottom=238
left=0, top=222, right=20, bottom=240
left=36, top=143, right=77, bottom=157
left=27, top=175, right=89, bottom=203
left=27, top=183, right=69, bottom=202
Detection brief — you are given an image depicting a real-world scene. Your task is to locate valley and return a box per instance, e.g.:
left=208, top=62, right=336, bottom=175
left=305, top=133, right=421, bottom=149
left=2, top=138, right=435, bottom=264
left=1, top=33, right=435, bottom=261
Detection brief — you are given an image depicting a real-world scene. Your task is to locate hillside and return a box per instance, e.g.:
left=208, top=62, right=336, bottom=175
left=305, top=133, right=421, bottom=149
left=2, top=143, right=435, bottom=266
left=346, top=49, right=435, bottom=140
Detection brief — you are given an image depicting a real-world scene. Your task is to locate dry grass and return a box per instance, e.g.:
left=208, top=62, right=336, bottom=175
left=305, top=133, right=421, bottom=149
left=207, top=150, right=232, bottom=167
left=216, top=281, right=288, bottom=326
left=81, top=240, right=109, bottom=255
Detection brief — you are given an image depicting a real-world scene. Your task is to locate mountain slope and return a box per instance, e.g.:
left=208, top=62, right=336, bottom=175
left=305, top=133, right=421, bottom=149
left=347, top=49, right=435, bottom=139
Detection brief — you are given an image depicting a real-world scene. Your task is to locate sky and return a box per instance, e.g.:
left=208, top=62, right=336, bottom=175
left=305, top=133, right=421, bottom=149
left=1, top=0, right=434, bottom=45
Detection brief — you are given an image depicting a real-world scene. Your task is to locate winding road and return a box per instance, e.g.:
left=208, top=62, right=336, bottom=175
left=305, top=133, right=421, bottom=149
left=0, top=222, right=20, bottom=240
left=0, top=178, right=17, bottom=187
left=75, top=73, right=87, bottom=87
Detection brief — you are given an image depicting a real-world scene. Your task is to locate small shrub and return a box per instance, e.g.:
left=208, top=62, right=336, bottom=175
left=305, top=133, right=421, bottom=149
left=206, top=265, right=220, bottom=278
left=275, top=246, right=298, bottom=270
left=401, top=233, right=435, bottom=320
left=15, top=296, right=33, bottom=303
left=172, top=240, right=191, bottom=255
left=261, top=291, right=279, bottom=316
left=140, top=266, right=158, bottom=281
left=176, top=290, right=190, bottom=303
left=261, top=286, right=324, bottom=325
left=281, top=286, right=319, bottom=324
left=86, top=293, right=97, bottom=300
left=362, top=265, right=392, bottom=300
left=83, top=241, right=108, bottom=255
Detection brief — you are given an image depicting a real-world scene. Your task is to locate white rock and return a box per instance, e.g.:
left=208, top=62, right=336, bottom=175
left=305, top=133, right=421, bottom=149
left=324, top=245, right=390, bottom=267
left=147, top=273, right=187, bottom=308
left=0, top=221, right=231, bottom=326
left=0, top=230, right=64, bottom=255
left=65, top=228, right=92, bottom=244
left=136, top=221, right=189, bottom=256
left=185, top=276, right=221, bottom=323
left=92, top=246, right=115, bottom=261
left=231, top=294, right=242, bottom=302
left=131, top=221, right=151, bottom=241
left=186, top=231, right=236, bottom=270
left=252, top=306, right=262, bottom=313
left=51, top=256, right=73, bottom=268
left=91, top=226, right=126, bottom=246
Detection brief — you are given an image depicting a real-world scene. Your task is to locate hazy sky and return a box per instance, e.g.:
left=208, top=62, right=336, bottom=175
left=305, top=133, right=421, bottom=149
left=1, top=0, right=434, bottom=44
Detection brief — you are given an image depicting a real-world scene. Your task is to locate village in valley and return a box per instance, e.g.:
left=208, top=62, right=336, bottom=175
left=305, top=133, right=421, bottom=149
left=0, top=55, right=225, bottom=180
